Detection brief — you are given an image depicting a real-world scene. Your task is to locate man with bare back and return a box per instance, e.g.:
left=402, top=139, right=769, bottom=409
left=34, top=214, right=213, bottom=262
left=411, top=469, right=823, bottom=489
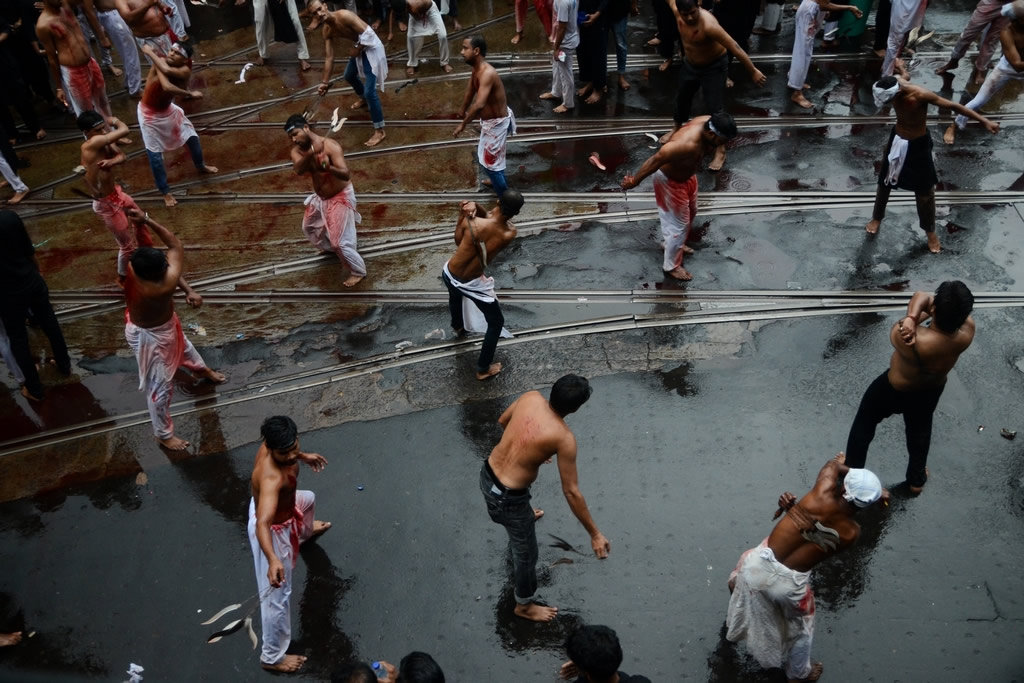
left=285, top=114, right=367, bottom=287
left=311, top=0, right=388, bottom=148
left=726, top=453, right=886, bottom=682
left=621, top=112, right=736, bottom=281
left=845, top=282, right=975, bottom=494
left=248, top=415, right=331, bottom=673
left=454, top=36, right=515, bottom=197
left=138, top=42, right=217, bottom=206
left=115, top=0, right=177, bottom=58
left=659, top=0, right=765, bottom=171
left=867, top=76, right=998, bottom=253
left=122, top=207, right=225, bottom=450
left=441, top=191, right=522, bottom=379
left=480, top=375, right=610, bottom=622
left=36, top=0, right=112, bottom=119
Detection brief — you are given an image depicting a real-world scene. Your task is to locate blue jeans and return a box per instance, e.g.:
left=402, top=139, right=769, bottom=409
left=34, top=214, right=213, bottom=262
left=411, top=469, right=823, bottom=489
left=612, top=16, right=628, bottom=74
left=483, top=166, right=508, bottom=197
left=146, top=136, right=205, bottom=195
left=480, top=462, right=537, bottom=605
left=344, top=53, right=385, bottom=129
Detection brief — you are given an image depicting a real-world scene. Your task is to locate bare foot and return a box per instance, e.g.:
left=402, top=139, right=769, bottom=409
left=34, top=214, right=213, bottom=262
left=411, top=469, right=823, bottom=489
left=343, top=274, right=364, bottom=287
left=121, top=136, right=133, bottom=145
left=618, top=74, right=629, bottom=90
left=791, top=90, right=814, bottom=109
left=513, top=602, right=558, bottom=622
left=312, top=520, right=331, bottom=536
left=865, top=219, right=880, bottom=235
left=973, top=69, right=987, bottom=85
left=665, top=267, right=693, bottom=281
left=682, top=244, right=695, bottom=255
left=943, top=123, right=956, bottom=145
left=576, top=83, right=592, bottom=98
left=106, top=63, right=123, bottom=77
left=659, top=130, right=675, bottom=144
left=481, top=177, right=493, bottom=187
left=8, top=189, right=28, bottom=205
left=158, top=435, right=191, bottom=451
left=872, top=48, right=886, bottom=57
left=262, top=654, right=307, bottom=673
left=35, top=128, right=47, bottom=140
left=511, top=31, right=523, bottom=44
left=789, top=661, right=823, bottom=682
left=371, top=19, right=381, bottom=30
left=534, top=508, right=544, bottom=520
left=454, top=20, right=462, bottom=30
left=585, top=90, right=602, bottom=105
left=658, top=58, right=672, bottom=72
left=476, top=362, right=502, bottom=380
left=399, top=21, right=407, bottom=31
left=255, top=55, right=265, bottom=66
left=300, top=59, right=311, bottom=72
left=709, top=145, right=726, bottom=171
left=935, top=58, right=957, bottom=75
left=908, top=468, right=930, bottom=495
left=646, top=36, right=661, bottom=46
left=725, top=77, right=734, bottom=88
left=350, top=98, right=367, bottom=110
left=552, top=104, right=571, bottom=113
left=406, top=66, right=416, bottom=77
left=539, top=92, right=558, bottom=100
left=20, top=386, right=42, bottom=402
left=364, top=129, right=386, bottom=147
left=926, top=232, right=941, bottom=253
left=163, top=194, right=177, bottom=207
left=200, top=165, right=218, bottom=174
left=198, top=368, right=228, bottom=383
left=442, top=63, right=453, bottom=73
left=0, top=632, right=23, bottom=648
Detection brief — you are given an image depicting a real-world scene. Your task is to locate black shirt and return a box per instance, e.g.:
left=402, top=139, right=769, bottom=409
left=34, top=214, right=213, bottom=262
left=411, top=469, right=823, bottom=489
left=0, top=210, right=40, bottom=293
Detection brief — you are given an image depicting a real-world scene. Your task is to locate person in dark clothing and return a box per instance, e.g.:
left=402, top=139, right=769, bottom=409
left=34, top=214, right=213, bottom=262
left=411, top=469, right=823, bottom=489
left=577, top=0, right=610, bottom=104
left=0, top=0, right=58, bottom=106
left=0, top=210, right=71, bottom=400
left=559, top=625, right=652, bottom=683
left=872, top=0, right=892, bottom=54
left=653, top=0, right=681, bottom=69
left=714, top=0, right=759, bottom=84
left=0, top=19, right=46, bottom=141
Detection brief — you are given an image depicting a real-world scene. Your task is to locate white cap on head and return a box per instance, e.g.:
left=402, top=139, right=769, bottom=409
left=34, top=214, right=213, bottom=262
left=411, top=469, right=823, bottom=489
left=843, top=469, right=883, bottom=507
left=872, top=80, right=900, bottom=108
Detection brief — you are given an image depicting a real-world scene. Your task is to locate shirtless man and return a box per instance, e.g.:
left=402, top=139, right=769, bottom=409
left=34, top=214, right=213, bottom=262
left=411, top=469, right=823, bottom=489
left=845, top=283, right=975, bottom=494
left=122, top=208, right=225, bottom=450
left=867, top=76, right=998, bottom=253
left=93, top=0, right=142, bottom=96
left=454, top=36, right=516, bottom=197
left=115, top=0, right=176, bottom=57
left=441, top=191, right=522, bottom=379
left=248, top=415, right=330, bottom=673
left=311, top=1, right=388, bottom=148
left=943, top=2, right=1024, bottom=145
left=285, top=114, right=366, bottom=287
left=660, top=0, right=765, bottom=171
left=405, top=0, right=452, bottom=76
left=480, top=375, right=610, bottom=621
left=36, top=0, right=112, bottom=119
left=138, top=42, right=217, bottom=206
left=621, top=112, right=736, bottom=281
left=726, top=453, right=886, bottom=683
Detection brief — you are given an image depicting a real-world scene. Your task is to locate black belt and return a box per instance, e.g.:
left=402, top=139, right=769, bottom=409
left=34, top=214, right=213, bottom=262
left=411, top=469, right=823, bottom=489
left=484, top=460, right=529, bottom=496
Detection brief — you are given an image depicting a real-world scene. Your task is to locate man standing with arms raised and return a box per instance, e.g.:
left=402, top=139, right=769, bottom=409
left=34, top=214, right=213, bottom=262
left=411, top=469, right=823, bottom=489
left=845, top=282, right=975, bottom=493
left=621, top=113, right=737, bottom=281
left=453, top=36, right=516, bottom=197
left=36, top=0, right=113, bottom=119
left=480, top=375, right=610, bottom=622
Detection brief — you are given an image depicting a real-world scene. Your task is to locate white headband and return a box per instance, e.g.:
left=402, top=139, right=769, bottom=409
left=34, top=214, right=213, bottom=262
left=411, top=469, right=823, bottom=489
left=171, top=42, right=188, bottom=57
left=872, top=81, right=900, bottom=108
left=707, top=119, right=721, bottom=136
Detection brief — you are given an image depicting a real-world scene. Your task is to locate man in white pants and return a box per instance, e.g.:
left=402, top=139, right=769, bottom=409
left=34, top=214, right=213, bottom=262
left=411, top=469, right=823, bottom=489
left=237, top=0, right=311, bottom=71
left=95, top=0, right=142, bottom=96
left=248, top=415, right=330, bottom=674
left=0, top=156, right=29, bottom=205
left=881, top=0, right=927, bottom=76
left=406, top=0, right=451, bottom=75
left=540, top=0, right=579, bottom=113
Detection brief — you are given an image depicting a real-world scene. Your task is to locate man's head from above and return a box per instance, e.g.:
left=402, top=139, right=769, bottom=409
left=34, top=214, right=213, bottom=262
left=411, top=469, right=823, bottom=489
left=932, top=280, right=974, bottom=333
left=703, top=112, right=737, bottom=147
left=498, top=189, right=525, bottom=219
left=285, top=114, right=312, bottom=147
left=842, top=469, right=883, bottom=509
left=261, top=415, right=301, bottom=465
left=398, top=651, right=445, bottom=683
left=330, top=662, right=375, bottom=683
left=550, top=374, right=593, bottom=417
left=129, top=246, right=168, bottom=283
left=77, top=110, right=108, bottom=138
left=566, top=625, right=624, bottom=683
left=461, top=35, right=487, bottom=64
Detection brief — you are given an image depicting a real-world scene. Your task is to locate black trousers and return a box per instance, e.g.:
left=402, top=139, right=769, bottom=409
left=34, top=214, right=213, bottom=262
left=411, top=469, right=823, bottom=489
left=578, top=21, right=609, bottom=89
left=845, top=369, right=944, bottom=488
left=442, top=269, right=504, bottom=374
left=0, top=275, right=70, bottom=397
left=674, top=53, right=728, bottom=125
left=873, top=0, right=892, bottom=51
left=653, top=0, right=680, bottom=60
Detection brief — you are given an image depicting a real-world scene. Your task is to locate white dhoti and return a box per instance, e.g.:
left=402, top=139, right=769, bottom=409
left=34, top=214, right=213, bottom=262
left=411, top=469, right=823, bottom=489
left=956, top=56, right=1024, bottom=129
left=882, top=0, right=928, bottom=75
left=97, top=9, right=142, bottom=95
left=406, top=3, right=450, bottom=67
left=0, top=318, right=25, bottom=385
left=787, top=0, right=823, bottom=90
left=441, top=261, right=513, bottom=338
left=124, top=312, right=207, bottom=439
left=247, top=491, right=316, bottom=666
left=356, top=26, right=389, bottom=89
left=885, top=133, right=910, bottom=186
left=726, top=539, right=816, bottom=681
left=137, top=101, right=197, bottom=153
left=478, top=107, right=516, bottom=172
left=93, top=185, right=150, bottom=276
left=653, top=170, right=698, bottom=272
left=302, top=185, right=367, bottom=277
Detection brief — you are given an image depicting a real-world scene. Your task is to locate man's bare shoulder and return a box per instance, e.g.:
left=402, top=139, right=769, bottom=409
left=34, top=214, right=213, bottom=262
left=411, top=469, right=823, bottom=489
left=699, top=8, right=723, bottom=30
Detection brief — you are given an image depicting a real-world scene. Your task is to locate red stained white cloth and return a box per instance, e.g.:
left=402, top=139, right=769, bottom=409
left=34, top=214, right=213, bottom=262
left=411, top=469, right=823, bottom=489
left=653, top=170, right=698, bottom=271
left=137, top=101, right=197, bottom=153
left=478, top=107, right=517, bottom=172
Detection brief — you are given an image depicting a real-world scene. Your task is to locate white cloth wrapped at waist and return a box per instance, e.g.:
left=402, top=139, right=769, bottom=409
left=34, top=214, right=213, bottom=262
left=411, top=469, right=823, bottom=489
left=478, top=107, right=517, bottom=172
left=356, top=26, right=389, bottom=90
left=886, top=134, right=910, bottom=186
left=442, top=260, right=514, bottom=338
left=137, top=101, right=197, bottom=153
left=124, top=312, right=185, bottom=391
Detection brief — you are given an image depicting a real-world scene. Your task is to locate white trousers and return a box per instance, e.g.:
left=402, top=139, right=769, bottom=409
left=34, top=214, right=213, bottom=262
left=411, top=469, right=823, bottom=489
left=247, top=492, right=316, bottom=665
left=550, top=47, right=576, bottom=108
left=253, top=0, right=310, bottom=60
left=882, top=0, right=927, bottom=75
left=97, top=10, right=142, bottom=95
left=0, top=155, right=28, bottom=194
left=0, top=318, right=25, bottom=385
left=165, top=0, right=189, bottom=37
left=407, top=4, right=450, bottom=67
left=956, top=56, right=1024, bottom=128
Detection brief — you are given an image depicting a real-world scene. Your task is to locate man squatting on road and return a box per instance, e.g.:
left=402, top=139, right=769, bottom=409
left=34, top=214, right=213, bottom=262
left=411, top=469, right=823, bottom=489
left=726, top=453, right=886, bottom=682
left=867, top=76, right=998, bottom=253
left=622, top=113, right=737, bottom=281
left=248, top=415, right=331, bottom=673
left=845, top=282, right=975, bottom=494
left=36, top=0, right=112, bottom=120
left=441, top=193, right=523, bottom=380
left=480, top=376, right=611, bottom=622
left=311, top=1, right=389, bottom=148
left=286, top=114, right=367, bottom=288
left=122, top=209, right=225, bottom=450
left=454, top=35, right=516, bottom=198
left=137, top=41, right=218, bottom=207
left=662, top=0, right=766, bottom=171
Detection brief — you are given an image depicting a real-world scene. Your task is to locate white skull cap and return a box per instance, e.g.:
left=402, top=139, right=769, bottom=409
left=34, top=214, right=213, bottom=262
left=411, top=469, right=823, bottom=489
left=843, top=469, right=883, bottom=507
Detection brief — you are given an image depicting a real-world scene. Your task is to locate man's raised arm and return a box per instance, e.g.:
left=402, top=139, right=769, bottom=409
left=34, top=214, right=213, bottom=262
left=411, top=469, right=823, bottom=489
left=556, top=435, right=610, bottom=558
left=921, top=86, right=1000, bottom=133
left=126, top=208, right=184, bottom=283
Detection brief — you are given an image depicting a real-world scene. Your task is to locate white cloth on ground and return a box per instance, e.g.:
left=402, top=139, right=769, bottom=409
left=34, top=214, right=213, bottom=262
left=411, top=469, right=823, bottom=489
left=478, top=107, right=517, bottom=171
left=124, top=311, right=206, bottom=439
left=956, top=56, right=1024, bottom=128
left=442, top=261, right=514, bottom=338
left=356, top=26, right=389, bottom=90
left=787, top=0, right=823, bottom=90
left=0, top=318, right=25, bottom=385
left=302, top=185, right=367, bottom=276
left=137, top=101, right=198, bottom=153
left=726, top=538, right=815, bottom=681
left=885, top=133, right=910, bottom=186
left=407, top=2, right=450, bottom=67
left=97, top=9, right=142, bottom=94
left=247, top=491, right=316, bottom=665
left=882, top=0, right=927, bottom=75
